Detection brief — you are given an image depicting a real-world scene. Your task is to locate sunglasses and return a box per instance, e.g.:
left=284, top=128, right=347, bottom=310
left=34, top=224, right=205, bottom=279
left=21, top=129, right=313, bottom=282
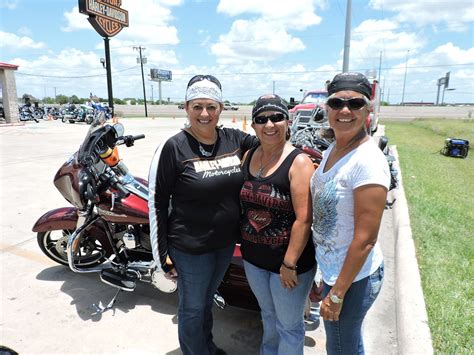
left=326, top=97, right=368, bottom=111
left=253, top=113, right=288, bottom=125
left=187, top=75, right=222, bottom=90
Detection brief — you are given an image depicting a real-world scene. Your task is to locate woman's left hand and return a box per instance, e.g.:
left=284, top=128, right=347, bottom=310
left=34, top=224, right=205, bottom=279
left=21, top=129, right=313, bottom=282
left=279, top=266, right=298, bottom=289
left=320, top=294, right=343, bottom=321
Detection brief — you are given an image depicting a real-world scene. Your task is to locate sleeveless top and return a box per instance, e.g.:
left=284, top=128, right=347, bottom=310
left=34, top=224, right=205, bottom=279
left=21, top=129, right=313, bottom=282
left=240, top=147, right=316, bottom=274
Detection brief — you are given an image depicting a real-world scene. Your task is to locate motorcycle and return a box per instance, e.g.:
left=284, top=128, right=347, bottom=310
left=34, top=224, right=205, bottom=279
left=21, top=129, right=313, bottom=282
left=32, top=114, right=259, bottom=314
left=19, top=104, right=39, bottom=123
left=60, top=104, right=95, bottom=124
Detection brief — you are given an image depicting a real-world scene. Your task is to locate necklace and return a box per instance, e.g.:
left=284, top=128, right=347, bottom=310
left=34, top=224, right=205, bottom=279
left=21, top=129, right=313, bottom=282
left=333, top=129, right=367, bottom=154
left=188, top=127, right=218, bottom=157
left=199, top=142, right=216, bottom=157
left=255, top=147, right=284, bottom=178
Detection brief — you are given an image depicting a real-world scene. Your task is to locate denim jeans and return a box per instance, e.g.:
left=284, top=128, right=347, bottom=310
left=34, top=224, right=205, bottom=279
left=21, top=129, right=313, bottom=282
left=322, top=263, right=384, bottom=355
left=243, top=261, right=317, bottom=355
left=169, top=244, right=234, bottom=355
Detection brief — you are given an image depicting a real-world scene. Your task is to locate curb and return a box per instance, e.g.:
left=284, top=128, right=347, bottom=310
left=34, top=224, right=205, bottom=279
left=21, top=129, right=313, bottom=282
left=391, top=146, right=434, bottom=354
left=0, top=121, right=25, bottom=127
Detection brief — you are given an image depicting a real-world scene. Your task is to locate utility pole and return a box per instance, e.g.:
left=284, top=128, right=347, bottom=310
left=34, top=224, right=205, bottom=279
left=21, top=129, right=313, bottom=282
left=151, top=84, right=154, bottom=103
left=342, top=0, right=352, bottom=72
left=401, top=50, right=410, bottom=105
left=378, top=51, right=382, bottom=83
left=134, top=46, right=148, bottom=117
left=272, top=81, right=275, bottom=94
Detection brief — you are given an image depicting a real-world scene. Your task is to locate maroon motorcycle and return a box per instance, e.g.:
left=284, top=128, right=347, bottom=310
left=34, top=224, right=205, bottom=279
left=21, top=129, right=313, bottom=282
left=32, top=114, right=259, bottom=314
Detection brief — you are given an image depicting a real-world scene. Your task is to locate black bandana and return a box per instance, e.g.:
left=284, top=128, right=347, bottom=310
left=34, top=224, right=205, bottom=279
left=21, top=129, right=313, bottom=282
left=327, top=72, right=372, bottom=99
left=252, top=94, right=289, bottom=120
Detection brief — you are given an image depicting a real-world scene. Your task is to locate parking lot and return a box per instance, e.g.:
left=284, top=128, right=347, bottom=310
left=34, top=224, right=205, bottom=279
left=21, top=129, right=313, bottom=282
left=0, top=117, right=397, bottom=354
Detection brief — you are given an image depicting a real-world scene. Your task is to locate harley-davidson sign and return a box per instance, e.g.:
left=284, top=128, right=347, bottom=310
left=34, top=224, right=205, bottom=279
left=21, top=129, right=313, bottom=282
left=79, top=0, right=129, bottom=37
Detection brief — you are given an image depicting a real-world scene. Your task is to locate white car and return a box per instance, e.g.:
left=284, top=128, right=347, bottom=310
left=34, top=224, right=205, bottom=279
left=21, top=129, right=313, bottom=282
left=223, top=103, right=238, bottom=110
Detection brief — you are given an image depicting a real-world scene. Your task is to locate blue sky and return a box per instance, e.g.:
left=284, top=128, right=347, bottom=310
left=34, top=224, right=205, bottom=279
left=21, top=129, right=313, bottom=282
left=1, top=0, right=473, bottom=104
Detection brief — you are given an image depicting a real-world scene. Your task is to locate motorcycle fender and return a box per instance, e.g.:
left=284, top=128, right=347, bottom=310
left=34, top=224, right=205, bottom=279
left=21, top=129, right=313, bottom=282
left=32, top=207, right=78, bottom=232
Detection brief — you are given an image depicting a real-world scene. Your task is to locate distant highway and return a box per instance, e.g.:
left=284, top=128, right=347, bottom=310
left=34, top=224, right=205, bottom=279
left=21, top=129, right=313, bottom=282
left=114, top=104, right=473, bottom=121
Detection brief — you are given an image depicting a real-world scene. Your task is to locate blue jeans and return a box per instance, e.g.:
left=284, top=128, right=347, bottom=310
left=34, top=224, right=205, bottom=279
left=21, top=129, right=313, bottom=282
left=169, top=244, right=234, bottom=355
left=243, top=261, right=317, bottom=355
left=322, top=263, right=384, bottom=355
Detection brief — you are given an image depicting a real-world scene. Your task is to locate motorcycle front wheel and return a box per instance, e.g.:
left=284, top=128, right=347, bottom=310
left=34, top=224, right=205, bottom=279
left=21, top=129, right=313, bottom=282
left=37, top=229, right=108, bottom=267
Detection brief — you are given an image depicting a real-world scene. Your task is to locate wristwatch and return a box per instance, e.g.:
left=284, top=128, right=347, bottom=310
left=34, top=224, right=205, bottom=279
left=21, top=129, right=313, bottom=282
left=329, top=291, right=344, bottom=304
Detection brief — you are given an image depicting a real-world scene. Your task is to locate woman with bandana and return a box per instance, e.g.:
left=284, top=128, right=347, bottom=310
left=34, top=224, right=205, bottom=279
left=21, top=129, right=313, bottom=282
left=239, top=94, right=316, bottom=355
left=148, top=75, right=258, bottom=355
left=310, top=72, right=390, bottom=354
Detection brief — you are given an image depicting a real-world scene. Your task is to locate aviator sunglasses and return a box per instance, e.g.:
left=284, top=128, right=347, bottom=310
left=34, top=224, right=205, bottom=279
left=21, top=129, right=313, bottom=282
left=187, top=74, right=222, bottom=90
left=326, top=97, right=368, bottom=111
left=253, top=113, right=288, bottom=124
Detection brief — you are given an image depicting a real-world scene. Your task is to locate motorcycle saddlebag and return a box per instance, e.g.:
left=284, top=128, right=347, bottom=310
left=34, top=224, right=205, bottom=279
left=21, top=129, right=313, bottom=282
left=441, top=138, right=469, bottom=158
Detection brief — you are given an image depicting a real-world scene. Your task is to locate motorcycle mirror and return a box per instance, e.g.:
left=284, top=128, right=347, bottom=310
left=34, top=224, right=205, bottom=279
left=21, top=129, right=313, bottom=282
left=113, top=123, right=125, bottom=137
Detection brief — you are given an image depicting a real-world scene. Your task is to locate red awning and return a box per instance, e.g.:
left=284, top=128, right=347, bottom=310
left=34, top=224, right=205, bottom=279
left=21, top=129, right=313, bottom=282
left=0, top=62, right=19, bottom=70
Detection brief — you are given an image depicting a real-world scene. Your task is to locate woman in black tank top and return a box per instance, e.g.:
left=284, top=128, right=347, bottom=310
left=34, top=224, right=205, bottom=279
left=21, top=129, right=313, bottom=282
left=240, top=94, right=316, bottom=355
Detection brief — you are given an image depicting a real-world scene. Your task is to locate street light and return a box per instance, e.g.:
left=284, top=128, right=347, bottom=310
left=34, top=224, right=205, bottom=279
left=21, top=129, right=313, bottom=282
left=100, top=58, right=106, bottom=69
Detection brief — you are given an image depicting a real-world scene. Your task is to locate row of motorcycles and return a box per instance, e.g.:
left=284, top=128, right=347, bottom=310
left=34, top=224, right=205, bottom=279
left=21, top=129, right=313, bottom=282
left=18, top=103, right=112, bottom=124
left=32, top=110, right=398, bottom=316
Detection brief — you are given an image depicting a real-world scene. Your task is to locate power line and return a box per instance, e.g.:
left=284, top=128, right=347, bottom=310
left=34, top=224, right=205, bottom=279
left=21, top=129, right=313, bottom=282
left=16, top=65, right=138, bottom=78
left=14, top=62, right=474, bottom=79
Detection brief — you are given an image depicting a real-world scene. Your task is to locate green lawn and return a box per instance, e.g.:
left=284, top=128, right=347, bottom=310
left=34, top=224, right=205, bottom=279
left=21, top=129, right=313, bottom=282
left=384, top=119, right=473, bottom=353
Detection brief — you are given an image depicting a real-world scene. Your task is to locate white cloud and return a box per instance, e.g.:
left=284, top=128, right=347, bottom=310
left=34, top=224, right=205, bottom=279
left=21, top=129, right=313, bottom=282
left=17, top=26, right=32, bottom=37
left=211, top=19, right=306, bottom=64
left=61, top=6, right=93, bottom=32
left=0, top=31, right=46, bottom=49
left=61, top=0, right=181, bottom=45
left=349, top=19, right=423, bottom=67
left=0, top=0, right=18, bottom=9
left=217, top=0, right=323, bottom=29
left=369, top=0, right=474, bottom=30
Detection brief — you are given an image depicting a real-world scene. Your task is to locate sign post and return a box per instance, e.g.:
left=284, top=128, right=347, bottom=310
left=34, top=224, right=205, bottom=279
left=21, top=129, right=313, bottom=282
left=78, top=0, right=129, bottom=115
left=150, top=69, right=172, bottom=105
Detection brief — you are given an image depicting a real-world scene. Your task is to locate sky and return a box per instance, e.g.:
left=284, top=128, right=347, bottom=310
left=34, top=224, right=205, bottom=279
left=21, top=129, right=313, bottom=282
left=1, top=0, right=473, bottom=104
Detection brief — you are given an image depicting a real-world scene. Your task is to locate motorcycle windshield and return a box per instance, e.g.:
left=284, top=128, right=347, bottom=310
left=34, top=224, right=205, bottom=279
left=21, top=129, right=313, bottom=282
left=77, top=113, right=114, bottom=165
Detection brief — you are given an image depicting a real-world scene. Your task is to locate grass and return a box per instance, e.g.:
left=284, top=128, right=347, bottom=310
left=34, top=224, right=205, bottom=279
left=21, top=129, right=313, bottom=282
left=384, top=118, right=473, bottom=353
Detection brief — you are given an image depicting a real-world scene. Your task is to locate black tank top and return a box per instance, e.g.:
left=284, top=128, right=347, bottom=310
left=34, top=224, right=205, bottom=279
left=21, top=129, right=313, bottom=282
left=240, top=147, right=316, bottom=274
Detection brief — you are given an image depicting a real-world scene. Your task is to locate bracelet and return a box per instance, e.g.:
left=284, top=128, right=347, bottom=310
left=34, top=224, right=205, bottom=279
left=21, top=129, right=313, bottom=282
left=282, top=261, right=297, bottom=271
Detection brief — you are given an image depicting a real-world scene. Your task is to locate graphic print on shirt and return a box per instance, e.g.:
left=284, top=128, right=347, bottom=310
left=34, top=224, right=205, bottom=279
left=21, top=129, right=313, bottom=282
left=312, top=179, right=338, bottom=260
left=240, top=182, right=293, bottom=245
left=193, top=155, right=242, bottom=179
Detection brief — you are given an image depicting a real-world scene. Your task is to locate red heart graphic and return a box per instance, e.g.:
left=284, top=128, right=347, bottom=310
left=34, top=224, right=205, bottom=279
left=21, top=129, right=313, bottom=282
left=247, top=209, right=272, bottom=232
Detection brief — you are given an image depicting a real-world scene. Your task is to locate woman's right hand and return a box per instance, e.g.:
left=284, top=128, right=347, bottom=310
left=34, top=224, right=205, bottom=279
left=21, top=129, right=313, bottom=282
left=164, top=255, right=178, bottom=279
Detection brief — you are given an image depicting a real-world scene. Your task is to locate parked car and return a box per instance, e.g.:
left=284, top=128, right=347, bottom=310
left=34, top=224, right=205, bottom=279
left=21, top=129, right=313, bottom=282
left=177, top=103, right=185, bottom=109
left=223, top=102, right=238, bottom=110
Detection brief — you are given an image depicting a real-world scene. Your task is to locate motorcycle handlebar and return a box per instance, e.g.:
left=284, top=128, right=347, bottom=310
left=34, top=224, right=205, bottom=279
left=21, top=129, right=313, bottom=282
left=112, top=179, right=130, bottom=199
left=117, top=134, right=146, bottom=147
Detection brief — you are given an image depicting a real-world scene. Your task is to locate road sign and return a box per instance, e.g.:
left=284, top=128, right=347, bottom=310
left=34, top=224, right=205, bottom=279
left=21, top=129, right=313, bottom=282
left=150, top=69, right=172, bottom=82
left=78, top=0, right=129, bottom=37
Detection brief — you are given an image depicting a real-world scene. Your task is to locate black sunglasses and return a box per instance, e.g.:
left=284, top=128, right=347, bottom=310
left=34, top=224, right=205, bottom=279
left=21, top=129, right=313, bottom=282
left=326, top=97, right=368, bottom=111
left=187, top=75, right=222, bottom=90
left=253, top=113, right=288, bottom=124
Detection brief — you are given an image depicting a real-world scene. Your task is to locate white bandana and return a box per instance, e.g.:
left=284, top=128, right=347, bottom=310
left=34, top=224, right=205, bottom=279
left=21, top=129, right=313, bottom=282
left=185, top=79, right=223, bottom=103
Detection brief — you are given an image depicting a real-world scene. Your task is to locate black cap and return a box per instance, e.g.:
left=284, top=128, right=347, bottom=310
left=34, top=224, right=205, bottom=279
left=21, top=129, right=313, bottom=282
left=327, top=72, right=372, bottom=99
left=252, top=94, right=289, bottom=120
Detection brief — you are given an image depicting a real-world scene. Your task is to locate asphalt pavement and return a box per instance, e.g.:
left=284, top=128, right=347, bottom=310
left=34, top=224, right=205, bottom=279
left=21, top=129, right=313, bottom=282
left=0, top=117, right=432, bottom=354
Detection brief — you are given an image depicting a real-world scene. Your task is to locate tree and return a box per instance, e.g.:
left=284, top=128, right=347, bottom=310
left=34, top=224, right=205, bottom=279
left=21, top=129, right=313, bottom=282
left=70, top=95, right=81, bottom=104
left=56, top=95, right=69, bottom=105
left=43, top=97, right=55, bottom=104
